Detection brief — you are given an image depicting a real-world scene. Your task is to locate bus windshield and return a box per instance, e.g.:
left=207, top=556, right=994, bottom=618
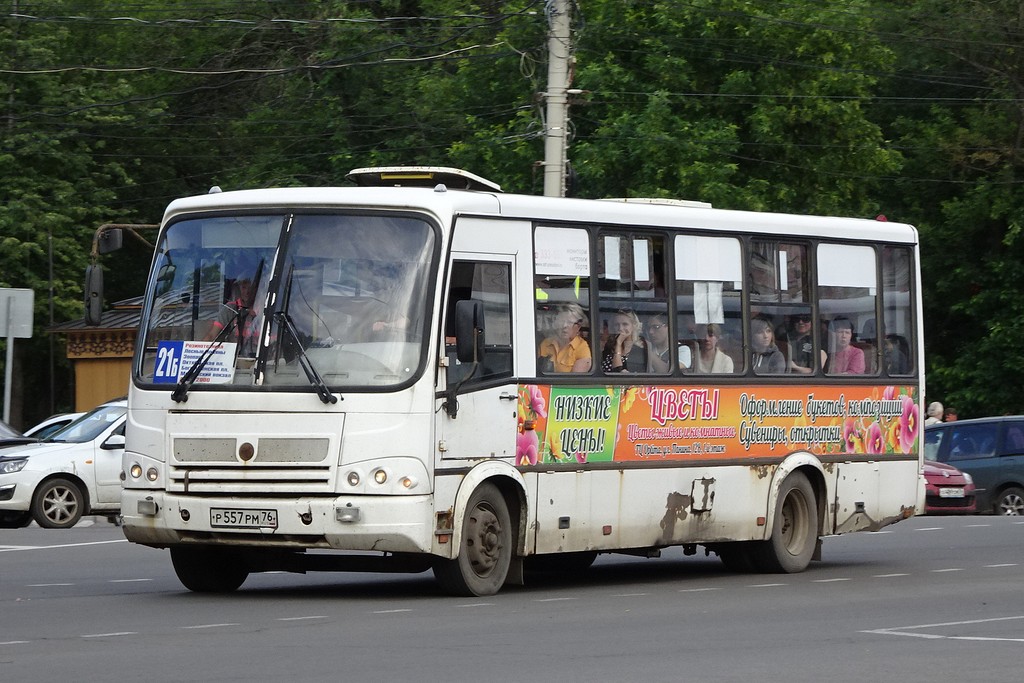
left=137, top=212, right=437, bottom=391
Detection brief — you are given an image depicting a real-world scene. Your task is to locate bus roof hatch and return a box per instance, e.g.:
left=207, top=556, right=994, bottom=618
left=346, top=166, right=502, bottom=193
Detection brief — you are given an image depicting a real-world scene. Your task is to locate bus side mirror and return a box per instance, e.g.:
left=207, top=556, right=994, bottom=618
left=84, top=263, right=104, bottom=326
left=97, top=228, right=123, bottom=254
left=455, top=299, right=485, bottom=364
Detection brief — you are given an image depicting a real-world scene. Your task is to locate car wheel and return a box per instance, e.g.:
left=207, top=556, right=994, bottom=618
left=994, top=487, right=1024, bottom=515
left=31, top=478, right=85, bottom=529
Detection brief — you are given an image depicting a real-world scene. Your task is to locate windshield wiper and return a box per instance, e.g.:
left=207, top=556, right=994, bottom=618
left=170, top=312, right=241, bottom=403
left=273, top=310, right=340, bottom=404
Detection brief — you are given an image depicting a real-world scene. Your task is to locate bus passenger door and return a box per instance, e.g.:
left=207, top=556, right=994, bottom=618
left=438, top=256, right=519, bottom=461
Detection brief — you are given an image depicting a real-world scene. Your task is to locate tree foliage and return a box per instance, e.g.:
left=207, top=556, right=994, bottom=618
left=1, top=0, right=1022, bottom=422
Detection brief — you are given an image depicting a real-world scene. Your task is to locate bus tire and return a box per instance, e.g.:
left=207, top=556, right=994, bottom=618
left=433, top=483, right=512, bottom=596
left=715, top=542, right=757, bottom=572
left=752, top=471, right=817, bottom=573
left=525, top=551, right=598, bottom=575
left=170, top=546, right=250, bottom=593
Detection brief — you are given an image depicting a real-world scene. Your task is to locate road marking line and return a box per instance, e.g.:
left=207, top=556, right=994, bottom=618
left=373, top=609, right=414, bottom=614
left=82, top=632, right=137, bottom=638
left=916, top=527, right=943, bottom=531
left=277, top=616, right=328, bottom=621
left=985, top=563, right=1017, bottom=568
left=862, top=615, right=1024, bottom=641
left=109, top=579, right=153, bottom=583
left=457, top=603, right=495, bottom=608
left=749, top=583, right=787, bottom=588
left=612, top=593, right=649, bottom=597
left=965, top=524, right=991, bottom=528
left=812, top=578, right=851, bottom=583
left=930, top=568, right=964, bottom=573
left=180, top=623, right=239, bottom=629
left=679, top=587, right=722, bottom=593
left=872, top=573, right=909, bottom=578
left=0, top=539, right=128, bottom=553
left=536, top=597, right=577, bottom=602
left=0, top=641, right=30, bottom=645
left=28, top=582, right=74, bottom=587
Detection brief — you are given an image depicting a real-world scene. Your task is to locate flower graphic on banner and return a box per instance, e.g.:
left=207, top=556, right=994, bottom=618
left=516, top=384, right=548, bottom=466
left=865, top=422, right=885, bottom=454
left=516, top=428, right=539, bottom=466
left=899, top=394, right=919, bottom=453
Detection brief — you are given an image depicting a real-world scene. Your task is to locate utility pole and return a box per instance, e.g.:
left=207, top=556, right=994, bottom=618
left=542, top=0, right=572, bottom=197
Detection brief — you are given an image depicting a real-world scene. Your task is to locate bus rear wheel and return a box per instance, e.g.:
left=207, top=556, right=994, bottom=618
left=433, top=483, right=512, bottom=596
left=170, top=546, right=250, bottom=593
left=752, top=471, right=817, bottom=573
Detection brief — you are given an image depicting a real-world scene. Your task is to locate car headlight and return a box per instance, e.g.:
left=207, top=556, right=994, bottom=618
left=963, top=472, right=973, bottom=485
left=0, top=458, right=28, bottom=474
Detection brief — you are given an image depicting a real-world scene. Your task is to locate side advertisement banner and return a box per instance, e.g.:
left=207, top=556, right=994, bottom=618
left=516, top=383, right=920, bottom=465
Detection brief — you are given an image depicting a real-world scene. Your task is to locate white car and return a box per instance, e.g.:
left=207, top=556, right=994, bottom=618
left=24, top=411, right=86, bottom=440
left=0, top=400, right=126, bottom=529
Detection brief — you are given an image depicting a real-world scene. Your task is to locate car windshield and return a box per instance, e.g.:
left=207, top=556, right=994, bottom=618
left=46, top=404, right=126, bottom=443
left=136, top=212, right=437, bottom=391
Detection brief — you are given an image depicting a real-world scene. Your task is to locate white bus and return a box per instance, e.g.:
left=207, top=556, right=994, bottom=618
left=116, top=167, right=924, bottom=595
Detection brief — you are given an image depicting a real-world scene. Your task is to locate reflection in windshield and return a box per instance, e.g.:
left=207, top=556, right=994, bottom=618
left=48, top=405, right=126, bottom=444
left=137, top=212, right=436, bottom=392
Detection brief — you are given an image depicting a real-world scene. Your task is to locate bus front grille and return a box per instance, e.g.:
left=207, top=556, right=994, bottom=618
left=167, top=465, right=333, bottom=495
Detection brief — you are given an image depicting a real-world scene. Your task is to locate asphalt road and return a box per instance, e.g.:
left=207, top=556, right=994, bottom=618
left=2, top=515, right=1022, bottom=683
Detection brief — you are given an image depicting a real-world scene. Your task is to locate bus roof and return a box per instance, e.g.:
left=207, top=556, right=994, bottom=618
left=163, top=175, right=917, bottom=245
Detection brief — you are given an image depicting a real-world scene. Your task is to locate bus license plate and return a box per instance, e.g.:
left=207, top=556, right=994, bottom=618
left=938, top=487, right=964, bottom=498
left=210, top=508, right=278, bottom=529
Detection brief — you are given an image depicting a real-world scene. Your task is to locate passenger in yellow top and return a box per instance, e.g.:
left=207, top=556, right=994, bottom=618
left=538, top=303, right=592, bottom=373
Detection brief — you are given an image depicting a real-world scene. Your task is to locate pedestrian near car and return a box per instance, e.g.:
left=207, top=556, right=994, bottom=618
left=925, top=401, right=944, bottom=425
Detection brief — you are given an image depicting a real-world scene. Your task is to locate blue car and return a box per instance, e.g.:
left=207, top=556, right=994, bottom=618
left=925, top=417, right=1024, bottom=515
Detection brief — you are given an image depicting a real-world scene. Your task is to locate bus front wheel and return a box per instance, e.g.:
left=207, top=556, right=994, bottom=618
left=753, top=471, right=817, bottom=573
left=433, top=483, right=512, bottom=596
left=170, top=546, right=250, bottom=593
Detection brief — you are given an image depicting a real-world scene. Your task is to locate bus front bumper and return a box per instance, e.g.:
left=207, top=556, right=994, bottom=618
left=121, top=490, right=435, bottom=554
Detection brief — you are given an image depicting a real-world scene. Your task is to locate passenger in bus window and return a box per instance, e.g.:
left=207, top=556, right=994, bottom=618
left=645, top=313, right=684, bottom=372
left=750, top=316, right=786, bottom=375
left=883, top=334, right=909, bottom=374
left=537, top=303, right=592, bottom=373
left=825, top=317, right=865, bottom=375
left=785, top=313, right=824, bottom=374
left=692, top=323, right=734, bottom=374
left=603, top=309, right=648, bottom=373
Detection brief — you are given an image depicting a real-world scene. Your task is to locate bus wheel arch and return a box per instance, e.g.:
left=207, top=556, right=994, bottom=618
left=766, top=456, right=827, bottom=539
left=757, top=466, right=819, bottom=573
left=434, top=466, right=526, bottom=596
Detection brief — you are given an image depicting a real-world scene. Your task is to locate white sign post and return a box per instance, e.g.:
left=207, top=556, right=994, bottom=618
left=0, top=288, right=34, bottom=424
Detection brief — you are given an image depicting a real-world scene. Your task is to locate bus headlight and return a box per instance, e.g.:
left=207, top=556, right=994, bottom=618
left=129, top=463, right=143, bottom=479
left=373, top=468, right=388, bottom=485
left=346, top=471, right=360, bottom=487
left=400, top=476, right=418, bottom=490
left=146, top=467, right=159, bottom=482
